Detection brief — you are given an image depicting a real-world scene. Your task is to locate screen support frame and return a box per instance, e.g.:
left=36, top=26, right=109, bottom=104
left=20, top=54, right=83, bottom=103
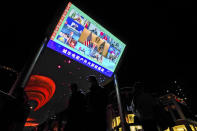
left=114, top=74, right=129, bottom=131
left=8, top=37, right=48, bottom=97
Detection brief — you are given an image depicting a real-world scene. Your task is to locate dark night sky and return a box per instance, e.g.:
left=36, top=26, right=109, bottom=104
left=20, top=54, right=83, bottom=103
left=1, top=0, right=197, bottom=112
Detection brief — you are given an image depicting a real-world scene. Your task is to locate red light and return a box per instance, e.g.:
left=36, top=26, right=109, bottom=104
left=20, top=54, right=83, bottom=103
left=26, top=118, right=36, bottom=122
left=24, top=122, right=39, bottom=127
left=25, top=75, right=56, bottom=111
left=25, top=117, right=39, bottom=127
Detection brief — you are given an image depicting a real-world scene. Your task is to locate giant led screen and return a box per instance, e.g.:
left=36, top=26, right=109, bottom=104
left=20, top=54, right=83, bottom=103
left=23, top=2, right=126, bottom=129
left=47, top=2, right=126, bottom=77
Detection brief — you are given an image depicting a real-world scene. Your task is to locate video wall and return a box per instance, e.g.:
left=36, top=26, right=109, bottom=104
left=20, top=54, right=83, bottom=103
left=48, top=2, right=126, bottom=77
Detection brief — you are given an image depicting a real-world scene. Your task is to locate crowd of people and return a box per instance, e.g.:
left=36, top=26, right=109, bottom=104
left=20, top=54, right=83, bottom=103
left=36, top=75, right=107, bottom=131
left=33, top=78, right=173, bottom=131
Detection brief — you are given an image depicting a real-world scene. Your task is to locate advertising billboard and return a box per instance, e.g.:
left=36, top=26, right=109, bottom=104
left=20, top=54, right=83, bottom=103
left=47, top=2, right=126, bottom=77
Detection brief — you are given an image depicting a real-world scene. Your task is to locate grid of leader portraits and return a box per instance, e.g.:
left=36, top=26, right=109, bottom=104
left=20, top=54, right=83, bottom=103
left=56, top=8, right=123, bottom=72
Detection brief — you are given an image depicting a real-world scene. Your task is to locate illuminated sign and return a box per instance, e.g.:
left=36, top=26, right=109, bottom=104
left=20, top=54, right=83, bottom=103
left=47, top=2, right=126, bottom=77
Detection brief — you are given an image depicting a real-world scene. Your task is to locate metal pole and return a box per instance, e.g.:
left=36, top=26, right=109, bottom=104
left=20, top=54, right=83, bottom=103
left=9, top=37, right=47, bottom=96
left=114, top=74, right=128, bottom=131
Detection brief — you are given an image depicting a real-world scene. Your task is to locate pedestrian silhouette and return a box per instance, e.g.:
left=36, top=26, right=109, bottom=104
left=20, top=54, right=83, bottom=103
left=64, top=83, right=86, bottom=131
left=131, top=82, right=158, bottom=131
left=86, top=75, right=107, bottom=131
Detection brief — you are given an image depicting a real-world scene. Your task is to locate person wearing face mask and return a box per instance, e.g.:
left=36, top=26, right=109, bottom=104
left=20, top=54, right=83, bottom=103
left=86, top=75, right=107, bottom=131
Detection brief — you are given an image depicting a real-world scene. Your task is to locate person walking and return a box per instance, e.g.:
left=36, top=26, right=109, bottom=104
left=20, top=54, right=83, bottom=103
left=86, top=75, right=107, bottom=131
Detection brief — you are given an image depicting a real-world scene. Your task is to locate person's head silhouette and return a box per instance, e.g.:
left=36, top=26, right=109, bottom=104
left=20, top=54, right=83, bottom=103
left=88, top=75, right=96, bottom=82
left=87, top=75, right=99, bottom=90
